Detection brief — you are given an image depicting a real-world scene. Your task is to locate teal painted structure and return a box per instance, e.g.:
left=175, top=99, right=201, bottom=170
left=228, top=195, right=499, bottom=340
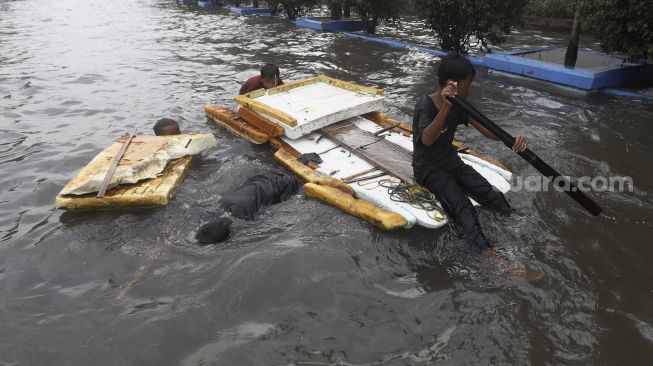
left=342, top=32, right=484, bottom=66
left=197, top=1, right=218, bottom=8
left=296, top=17, right=367, bottom=32
left=229, top=7, right=272, bottom=16
left=483, top=47, right=648, bottom=91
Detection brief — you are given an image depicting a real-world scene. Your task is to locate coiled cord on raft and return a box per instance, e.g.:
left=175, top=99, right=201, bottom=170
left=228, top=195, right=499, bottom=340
left=357, top=178, right=447, bottom=221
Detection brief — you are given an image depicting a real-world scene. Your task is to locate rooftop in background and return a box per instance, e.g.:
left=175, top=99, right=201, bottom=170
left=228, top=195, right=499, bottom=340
left=482, top=47, right=650, bottom=91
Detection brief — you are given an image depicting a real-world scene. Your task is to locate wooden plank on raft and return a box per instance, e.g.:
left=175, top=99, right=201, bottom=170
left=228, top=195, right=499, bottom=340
left=322, top=122, right=415, bottom=184
left=205, top=104, right=269, bottom=144
left=97, top=129, right=137, bottom=198
left=364, top=112, right=412, bottom=136
left=237, top=107, right=285, bottom=137
left=364, top=111, right=511, bottom=172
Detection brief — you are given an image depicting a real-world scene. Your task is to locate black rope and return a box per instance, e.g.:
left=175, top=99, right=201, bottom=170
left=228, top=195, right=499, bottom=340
left=377, top=180, right=446, bottom=221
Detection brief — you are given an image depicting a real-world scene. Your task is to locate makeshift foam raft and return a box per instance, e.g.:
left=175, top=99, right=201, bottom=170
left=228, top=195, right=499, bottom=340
left=56, top=134, right=216, bottom=210
left=206, top=76, right=512, bottom=230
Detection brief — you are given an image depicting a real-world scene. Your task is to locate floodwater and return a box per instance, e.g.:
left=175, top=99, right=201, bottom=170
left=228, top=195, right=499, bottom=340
left=1, top=0, right=652, bottom=364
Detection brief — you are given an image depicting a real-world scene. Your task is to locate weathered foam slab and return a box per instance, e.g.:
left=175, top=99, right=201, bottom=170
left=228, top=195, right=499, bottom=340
left=60, top=134, right=216, bottom=195
left=460, top=153, right=512, bottom=181
left=56, top=156, right=193, bottom=210
left=255, top=82, right=384, bottom=139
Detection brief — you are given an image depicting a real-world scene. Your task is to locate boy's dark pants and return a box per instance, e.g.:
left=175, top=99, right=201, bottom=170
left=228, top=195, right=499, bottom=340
left=416, top=158, right=510, bottom=252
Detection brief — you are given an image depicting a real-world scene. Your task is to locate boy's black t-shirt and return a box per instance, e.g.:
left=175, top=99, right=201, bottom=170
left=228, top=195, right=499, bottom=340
left=412, top=95, right=468, bottom=170
left=219, top=173, right=303, bottom=220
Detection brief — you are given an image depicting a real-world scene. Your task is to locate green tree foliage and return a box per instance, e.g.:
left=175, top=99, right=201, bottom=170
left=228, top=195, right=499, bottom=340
left=278, top=0, right=320, bottom=20
left=328, top=0, right=343, bottom=19
left=343, top=0, right=352, bottom=17
left=265, top=0, right=282, bottom=14
left=585, top=0, right=653, bottom=61
left=326, top=0, right=355, bottom=19
left=353, top=0, right=404, bottom=35
left=523, top=0, right=575, bottom=18
left=413, top=0, right=529, bottom=53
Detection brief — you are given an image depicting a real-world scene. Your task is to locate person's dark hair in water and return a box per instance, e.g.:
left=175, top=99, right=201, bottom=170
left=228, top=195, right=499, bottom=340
left=437, top=52, right=476, bottom=88
left=153, top=118, right=181, bottom=136
left=260, top=63, right=281, bottom=90
left=261, top=63, right=281, bottom=78
left=196, top=217, right=232, bottom=245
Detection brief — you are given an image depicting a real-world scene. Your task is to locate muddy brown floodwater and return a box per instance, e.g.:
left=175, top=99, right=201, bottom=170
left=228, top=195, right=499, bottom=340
left=1, top=0, right=652, bottom=364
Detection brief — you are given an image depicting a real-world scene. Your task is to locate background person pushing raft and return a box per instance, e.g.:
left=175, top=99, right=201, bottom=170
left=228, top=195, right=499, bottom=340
left=413, top=52, right=528, bottom=254
left=239, top=63, right=284, bottom=95
left=196, top=172, right=303, bottom=245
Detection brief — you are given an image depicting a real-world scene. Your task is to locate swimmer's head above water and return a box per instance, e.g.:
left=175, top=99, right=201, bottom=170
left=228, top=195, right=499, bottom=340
left=196, top=214, right=232, bottom=245
left=260, top=63, right=281, bottom=90
left=153, top=118, right=181, bottom=136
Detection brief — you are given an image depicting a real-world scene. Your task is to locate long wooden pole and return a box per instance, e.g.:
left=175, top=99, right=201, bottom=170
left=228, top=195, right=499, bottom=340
left=97, top=129, right=137, bottom=198
left=447, top=96, right=602, bottom=216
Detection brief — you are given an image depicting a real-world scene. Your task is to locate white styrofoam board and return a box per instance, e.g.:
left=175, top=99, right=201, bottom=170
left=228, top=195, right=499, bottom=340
left=254, top=82, right=384, bottom=139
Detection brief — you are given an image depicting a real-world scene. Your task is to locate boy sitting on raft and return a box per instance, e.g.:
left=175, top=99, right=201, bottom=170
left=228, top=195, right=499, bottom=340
left=412, top=52, right=527, bottom=254
left=196, top=172, right=303, bottom=245
left=239, top=63, right=284, bottom=95
left=153, top=118, right=181, bottom=136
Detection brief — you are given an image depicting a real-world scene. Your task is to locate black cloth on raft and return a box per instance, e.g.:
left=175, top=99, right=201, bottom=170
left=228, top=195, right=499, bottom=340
left=218, top=172, right=303, bottom=220
left=412, top=95, right=510, bottom=252
left=298, top=153, right=323, bottom=165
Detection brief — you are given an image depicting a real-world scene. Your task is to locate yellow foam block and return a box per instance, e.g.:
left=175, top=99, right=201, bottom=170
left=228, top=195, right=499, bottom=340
left=303, top=183, right=408, bottom=230
left=274, top=148, right=354, bottom=195
left=205, top=104, right=269, bottom=144
left=55, top=156, right=193, bottom=210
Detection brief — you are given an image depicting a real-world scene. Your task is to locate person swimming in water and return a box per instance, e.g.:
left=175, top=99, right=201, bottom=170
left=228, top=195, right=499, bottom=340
left=153, top=118, right=181, bottom=136
left=239, top=63, right=284, bottom=95
left=196, top=172, right=303, bottom=245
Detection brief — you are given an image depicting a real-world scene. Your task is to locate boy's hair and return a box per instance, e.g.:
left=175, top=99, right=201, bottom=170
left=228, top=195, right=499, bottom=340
left=153, top=118, right=179, bottom=136
left=196, top=217, right=232, bottom=245
left=260, top=63, right=281, bottom=79
left=437, top=52, right=476, bottom=87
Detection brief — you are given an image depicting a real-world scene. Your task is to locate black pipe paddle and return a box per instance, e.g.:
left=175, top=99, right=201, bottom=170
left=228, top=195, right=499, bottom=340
left=446, top=95, right=602, bottom=216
